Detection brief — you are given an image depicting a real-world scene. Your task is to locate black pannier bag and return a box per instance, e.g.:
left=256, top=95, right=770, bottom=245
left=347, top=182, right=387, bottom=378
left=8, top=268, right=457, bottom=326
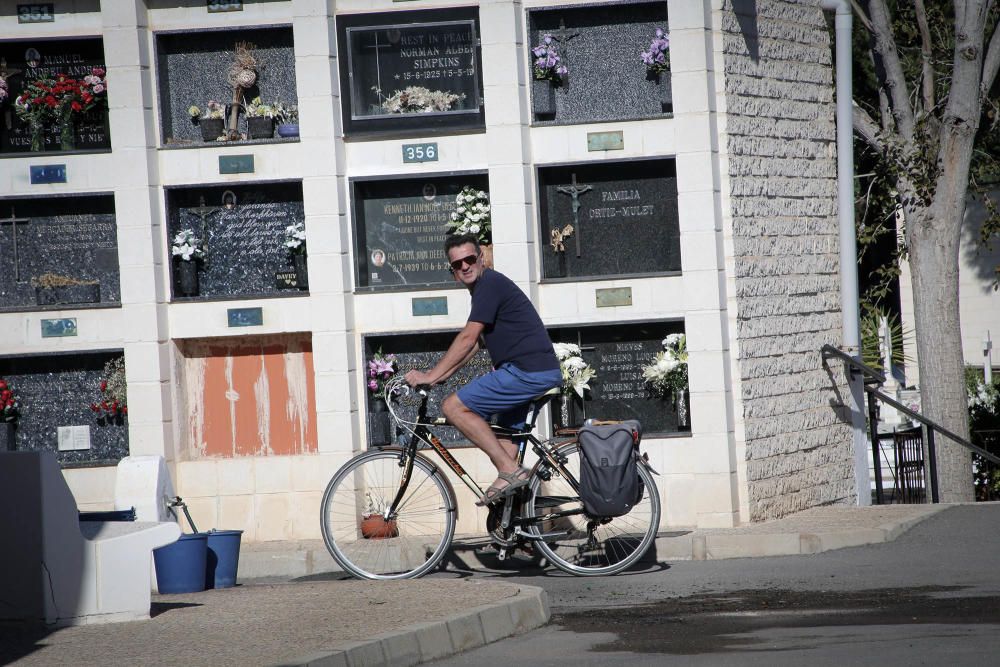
left=577, top=419, right=643, bottom=517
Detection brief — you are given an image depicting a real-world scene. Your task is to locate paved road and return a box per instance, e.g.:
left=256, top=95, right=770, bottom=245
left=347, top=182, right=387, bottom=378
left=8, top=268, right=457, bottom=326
left=428, top=503, right=1000, bottom=666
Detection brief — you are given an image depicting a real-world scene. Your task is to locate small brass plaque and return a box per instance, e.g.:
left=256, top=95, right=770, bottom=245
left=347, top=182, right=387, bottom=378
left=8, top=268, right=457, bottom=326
left=41, top=318, right=77, bottom=337
left=219, top=154, right=254, bottom=174
left=586, top=131, right=624, bottom=152
left=412, top=297, right=448, bottom=316
left=595, top=287, right=632, bottom=308
left=228, top=307, right=263, bottom=327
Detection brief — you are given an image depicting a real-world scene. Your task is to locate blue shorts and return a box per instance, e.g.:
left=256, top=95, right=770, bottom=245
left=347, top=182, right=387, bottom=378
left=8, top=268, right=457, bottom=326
left=456, top=363, right=562, bottom=431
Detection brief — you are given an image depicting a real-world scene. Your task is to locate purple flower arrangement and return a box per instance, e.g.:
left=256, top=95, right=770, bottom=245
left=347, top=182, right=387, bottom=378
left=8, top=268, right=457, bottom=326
left=641, top=28, right=670, bottom=74
left=531, top=34, right=567, bottom=82
left=367, top=350, right=398, bottom=400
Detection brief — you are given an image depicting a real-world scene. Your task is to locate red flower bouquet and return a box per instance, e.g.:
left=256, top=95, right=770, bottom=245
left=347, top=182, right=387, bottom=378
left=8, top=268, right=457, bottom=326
left=0, top=379, right=20, bottom=423
left=13, top=67, right=107, bottom=151
left=89, top=357, right=127, bottom=423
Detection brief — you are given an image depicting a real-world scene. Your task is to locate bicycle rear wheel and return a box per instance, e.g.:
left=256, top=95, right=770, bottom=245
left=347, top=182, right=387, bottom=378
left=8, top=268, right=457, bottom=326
left=320, top=450, right=456, bottom=580
left=526, top=441, right=660, bottom=576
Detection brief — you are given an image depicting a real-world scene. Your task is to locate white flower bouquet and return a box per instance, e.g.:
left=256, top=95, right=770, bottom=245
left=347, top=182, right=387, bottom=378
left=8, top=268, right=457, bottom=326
left=554, top=342, right=596, bottom=398
left=446, top=187, right=491, bottom=244
left=376, top=86, right=465, bottom=114
left=284, top=221, right=306, bottom=256
left=642, top=333, right=688, bottom=398
left=171, top=228, right=206, bottom=262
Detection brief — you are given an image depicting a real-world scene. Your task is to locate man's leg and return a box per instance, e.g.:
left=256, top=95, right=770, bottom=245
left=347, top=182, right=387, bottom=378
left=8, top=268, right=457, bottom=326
left=442, top=393, right=519, bottom=478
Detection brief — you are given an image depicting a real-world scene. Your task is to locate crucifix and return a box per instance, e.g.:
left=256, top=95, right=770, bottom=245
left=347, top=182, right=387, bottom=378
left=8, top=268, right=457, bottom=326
left=186, top=196, right=221, bottom=249
left=0, top=207, right=30, bottom=282
left=362, top=32, right=395, bottom=99
left=548, top=18, right=579, bottom=72
left=556, top=173, right=591, bottom=257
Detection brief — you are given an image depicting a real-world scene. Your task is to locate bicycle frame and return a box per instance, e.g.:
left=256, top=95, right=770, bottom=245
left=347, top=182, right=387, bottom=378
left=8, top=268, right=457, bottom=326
left=381, top=382, right=586, bottom=533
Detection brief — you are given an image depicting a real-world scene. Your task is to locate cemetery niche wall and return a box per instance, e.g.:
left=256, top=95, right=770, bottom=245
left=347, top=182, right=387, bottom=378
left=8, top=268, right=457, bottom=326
left=538, top=159, right=679, bottom=280
left=155, top=27, right=298, bottom=145
left=0, top=350, right=129, bottom=466
left=353, top=173, right=489, bottom=289
left=363, top=331, right=493, bottom=448
left=0, top=38, right=111, bottom=154
left=0, top=195, right=121, bottom=311
left=549, top=321, right=688, bottom=436
left=527, top=0, right=670, bottom=124
left=166, top=182, right=306, bottom=300
left=337, top=7, right=485, bottom=136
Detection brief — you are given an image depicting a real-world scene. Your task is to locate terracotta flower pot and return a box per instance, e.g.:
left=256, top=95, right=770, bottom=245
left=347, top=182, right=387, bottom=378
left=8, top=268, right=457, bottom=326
left=360, top=514, right=398, bottom=540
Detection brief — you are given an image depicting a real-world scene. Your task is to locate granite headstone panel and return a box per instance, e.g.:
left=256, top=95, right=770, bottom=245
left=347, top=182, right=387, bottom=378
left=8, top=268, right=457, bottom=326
left=337, top=7, right=485, bottom=136
left=527, top=0, right=670, bottom=124
left=0, top=195, right=120, bottom=311
left=166, top=182, right=305, bottom=299
left=0, top=38, right=111, bottom=153
left=538, top=159, right=680, bottom=280
left=364, top=331, right=493, bottom=447
left=0, top=351, right=129, bottom=466
left=156, top=27, right=298, bottom=145
left=353, top=174, right=489, bottom=289
left=549, top=321, right=686, bottom=435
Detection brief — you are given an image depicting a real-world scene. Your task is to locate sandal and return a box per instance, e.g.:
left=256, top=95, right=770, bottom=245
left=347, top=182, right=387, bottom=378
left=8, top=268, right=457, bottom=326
left=475, top=466, right=531, bottom=507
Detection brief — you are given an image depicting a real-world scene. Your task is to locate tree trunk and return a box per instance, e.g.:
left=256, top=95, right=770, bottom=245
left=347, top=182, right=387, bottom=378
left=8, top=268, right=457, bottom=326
left=907, top=200, right=973, bottom=503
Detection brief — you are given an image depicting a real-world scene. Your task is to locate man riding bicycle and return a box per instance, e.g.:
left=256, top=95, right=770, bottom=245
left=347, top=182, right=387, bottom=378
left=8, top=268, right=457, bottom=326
left=404, top=234, right=562, bottom=506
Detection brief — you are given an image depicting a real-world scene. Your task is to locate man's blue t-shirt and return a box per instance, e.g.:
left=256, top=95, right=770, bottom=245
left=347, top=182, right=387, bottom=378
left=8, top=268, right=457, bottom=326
left=468, top=269, right=559, bottom=372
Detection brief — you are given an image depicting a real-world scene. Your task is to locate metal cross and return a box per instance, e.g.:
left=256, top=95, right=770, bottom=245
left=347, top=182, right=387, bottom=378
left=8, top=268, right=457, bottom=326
left=186, top=196, right=221, bottom=249
left=556, top=173, right=592, bottom=257
left=548, top=19, right=580, bottom=48
left=0, top=207, right=30, bottom=282
left=362, top=31, right=395, bottom=99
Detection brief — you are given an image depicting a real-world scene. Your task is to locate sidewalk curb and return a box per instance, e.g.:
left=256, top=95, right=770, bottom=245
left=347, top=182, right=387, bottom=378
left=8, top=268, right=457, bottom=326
left=283, top=585, right=550, bottom=667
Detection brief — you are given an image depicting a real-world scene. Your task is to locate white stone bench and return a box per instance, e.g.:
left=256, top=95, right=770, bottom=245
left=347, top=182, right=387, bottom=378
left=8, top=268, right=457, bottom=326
left=0, top=451, right=180, bottom=626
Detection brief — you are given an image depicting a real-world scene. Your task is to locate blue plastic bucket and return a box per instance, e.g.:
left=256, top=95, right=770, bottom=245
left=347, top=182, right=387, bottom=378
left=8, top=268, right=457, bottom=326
left=154, top=533, right=208, bottom=594
left=205, top=529, right=243, bottom=589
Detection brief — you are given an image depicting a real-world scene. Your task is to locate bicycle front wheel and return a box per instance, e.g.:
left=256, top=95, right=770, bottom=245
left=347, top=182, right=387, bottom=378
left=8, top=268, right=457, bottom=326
left=526, top=441, right=661, bottom=576
left=320, top=450, right=456, bottom=580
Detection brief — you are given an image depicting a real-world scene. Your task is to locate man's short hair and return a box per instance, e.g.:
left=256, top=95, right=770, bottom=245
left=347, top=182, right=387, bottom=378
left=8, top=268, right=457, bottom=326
left=444, top=233, right=480, bottom=256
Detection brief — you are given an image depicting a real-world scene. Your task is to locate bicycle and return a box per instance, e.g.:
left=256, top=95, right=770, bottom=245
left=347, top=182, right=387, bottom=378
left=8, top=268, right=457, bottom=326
left=320, top=375, right=661, bottom=579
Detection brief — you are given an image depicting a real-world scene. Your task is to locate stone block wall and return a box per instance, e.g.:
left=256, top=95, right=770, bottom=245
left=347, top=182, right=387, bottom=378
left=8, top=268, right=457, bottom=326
left=720, top=0, right=855, bottom=520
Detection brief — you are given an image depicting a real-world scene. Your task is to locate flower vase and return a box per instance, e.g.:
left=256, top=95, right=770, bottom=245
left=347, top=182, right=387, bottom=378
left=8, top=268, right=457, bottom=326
left=177, top=260, right=200, bottom=297
left=674, top=389, right=689, bottom=430
left=247, top=117, right=274, bottom=140
left=657, top=71, right=673, bottom=114
left=0, top=421, right=16, bottom=452
left=276, top=123, right=299, bottom=138
left=29, top=122, right=45, bottom=152
left=200, top=118, right=225, bottom=142
left=369, top=397, right=392, bottom=446
left=59, top=116, right=76, bottom=151
left=557, top=393, right=577, bottom=430
left=293, top=253, right=309, bottom=290
left=531, top=78, right=556, bottom=118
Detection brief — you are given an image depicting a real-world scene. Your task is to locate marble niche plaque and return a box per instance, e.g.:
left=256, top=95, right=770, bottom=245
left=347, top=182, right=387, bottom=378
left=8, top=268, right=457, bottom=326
left=155, top=27, right=298, bottom=145
left=549, top=321, right=688, bottom=435
left=337, top=7, right=485, bottom=135
left=363, top=331, right=493, bottom=447
left=527, top=0, right=671, bottom=124
left=353, top=174, right=488, bottom=289
left=166, top=182, right=305, bottom=300
left=0, top=195, right=120, bottom=312
left=0, top=38, right=111, bottom=153
left=539, top=159, right=680, bottom=280
left=0, top=351, right=129, bottom=466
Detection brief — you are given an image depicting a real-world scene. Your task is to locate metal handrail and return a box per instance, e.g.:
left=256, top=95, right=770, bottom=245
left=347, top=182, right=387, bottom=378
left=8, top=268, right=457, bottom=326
left=821, top=343, right=1000, bottom=505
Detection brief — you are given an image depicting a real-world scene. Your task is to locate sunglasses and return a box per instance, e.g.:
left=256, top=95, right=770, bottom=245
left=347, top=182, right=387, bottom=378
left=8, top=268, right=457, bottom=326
left=448, top=253, right=480, bottom=272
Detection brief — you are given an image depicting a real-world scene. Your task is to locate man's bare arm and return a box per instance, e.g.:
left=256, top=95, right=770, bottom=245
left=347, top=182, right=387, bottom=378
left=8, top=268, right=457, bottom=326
left=405, top=321, right=484, bottom=387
